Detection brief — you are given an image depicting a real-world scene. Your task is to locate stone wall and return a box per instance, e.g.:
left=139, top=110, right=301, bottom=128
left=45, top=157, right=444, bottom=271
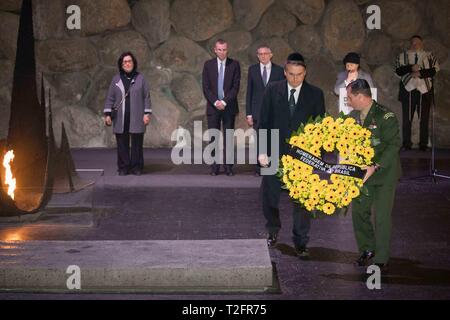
left=0, top=0, right=449, bottom=148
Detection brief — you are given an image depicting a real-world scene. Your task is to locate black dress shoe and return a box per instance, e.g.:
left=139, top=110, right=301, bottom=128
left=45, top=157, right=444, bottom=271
left=118, top=170, right=128, bottom=176
left=226, top=170, right=234, bottom=176
left=295, top=246, right=310, bottom=260
left=210, top=171, right=219, bottom=176
left=131, top=170, right=142, bottom=176
left=355, top=250, right=375, bottom=266
left=267, top=234, right=278, bottom=248
left=419, top=145, right=428, bottom=151
left=401, top=145, right=412, bottom=151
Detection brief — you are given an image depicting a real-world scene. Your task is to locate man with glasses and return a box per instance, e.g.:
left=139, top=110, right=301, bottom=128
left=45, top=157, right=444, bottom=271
left=103, top=52, right=151, bottom=176
left=246, top=45, right=285, bottom=176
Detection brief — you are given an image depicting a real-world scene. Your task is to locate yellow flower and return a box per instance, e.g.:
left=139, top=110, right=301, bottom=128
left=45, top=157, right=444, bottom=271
left=289, top=170, right=299, bottom=180
left=311, top=137, right=322, bottom=147
left=348, top=186, right=360, bottom=198
left=362, top=129, right=372, bottom=138
left=323, top=139, right=335, bottom=152
left=304, top=124, right=315, bottom=134
left=325, top=192, right=337, bottom=203
left=289, top=188, right=300, bottom=200
left=298, top=181, right=308, bottom=192
left=341, top=196, right=352, bottom=206
left=364, top=147, right=374, bottom=159
left=309, top=147, right=321, bottom=157
left=328, top=132, right=337, bottom=141
left=289, top=136, right=299, bottom=145
left=323, top=203, right=336, bottom=215
left=312, top=130, right=323, bottom=141
left=309, top=174, right=320, bottom=184
left=309, top=193, right=320, bottom=205
left=310, top=183, right=322, bottom=194
left=349, top=129, right=361, bottom=139
left=301, top=164, right=314, bottom=174
left=297, top=136, right=307, bottom=149
left=344, top=117, right=356, bottom=126
left=335, top=187, right=346, bottom=197
left=304, top=199, right=315, bottom=211
left=322, top=116, right=334, bottom=126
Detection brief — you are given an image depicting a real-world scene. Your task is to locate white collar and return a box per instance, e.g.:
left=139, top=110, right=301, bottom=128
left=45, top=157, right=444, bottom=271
left=217, top=57, right=227, bottom=65
left=287, top=82, right=302, bottom=92
left=260, top=62, right=272, bottom=69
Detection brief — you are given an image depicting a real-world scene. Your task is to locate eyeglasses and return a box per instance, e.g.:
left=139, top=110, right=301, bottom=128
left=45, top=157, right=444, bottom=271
left=122, top=60, right=133, bottom=64
left=257, top=52, right=272, bottom=56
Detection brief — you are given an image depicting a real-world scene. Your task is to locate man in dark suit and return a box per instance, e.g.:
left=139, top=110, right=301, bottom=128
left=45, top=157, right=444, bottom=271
left=246, top=45, right=285, bottom=176
left=202, top=39, right=241, bottom=176
left=258, top=53, right=325, bottom=258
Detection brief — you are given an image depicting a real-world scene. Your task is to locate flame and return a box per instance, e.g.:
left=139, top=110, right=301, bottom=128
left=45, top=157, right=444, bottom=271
left=2, top=150, right=16, bottom=200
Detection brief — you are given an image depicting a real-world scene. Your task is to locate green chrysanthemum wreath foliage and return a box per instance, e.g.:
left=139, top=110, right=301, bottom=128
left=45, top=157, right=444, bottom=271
left=278, top=114, right=374, bottom=217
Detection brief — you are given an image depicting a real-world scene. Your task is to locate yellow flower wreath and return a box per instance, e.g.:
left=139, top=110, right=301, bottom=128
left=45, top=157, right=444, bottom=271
left=279, top=115, right=374, bottom=216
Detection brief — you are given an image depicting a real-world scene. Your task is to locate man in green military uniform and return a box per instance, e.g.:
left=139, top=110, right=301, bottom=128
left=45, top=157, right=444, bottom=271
left=346, top=79, right=402, bottom=271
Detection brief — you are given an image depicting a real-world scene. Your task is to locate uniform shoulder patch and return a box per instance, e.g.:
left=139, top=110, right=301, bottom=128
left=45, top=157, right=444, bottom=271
left=375, top=103, right=388, bottom=112
left=384, top=112, right=395, bottom=120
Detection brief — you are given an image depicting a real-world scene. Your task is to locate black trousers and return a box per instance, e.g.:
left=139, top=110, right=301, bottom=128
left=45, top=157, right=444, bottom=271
left=115, top=132, right=144, bottom=173
left=401, top=89, right=432, bottom=148
left=261, top=174, right=311, bottom=248
left=207, top=110, right=236, bottom=173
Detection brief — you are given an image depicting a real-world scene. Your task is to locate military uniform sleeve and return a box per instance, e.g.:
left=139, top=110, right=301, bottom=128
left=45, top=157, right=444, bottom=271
left=377, top=114, right=401, bottom=169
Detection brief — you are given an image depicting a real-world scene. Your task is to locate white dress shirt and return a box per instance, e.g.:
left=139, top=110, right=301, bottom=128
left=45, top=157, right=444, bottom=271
left=287, top=82, right=302, bottom=104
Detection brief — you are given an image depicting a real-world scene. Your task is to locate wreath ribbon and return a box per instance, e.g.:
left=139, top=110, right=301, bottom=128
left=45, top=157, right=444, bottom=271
left=289, top=147, right=365, bottom=179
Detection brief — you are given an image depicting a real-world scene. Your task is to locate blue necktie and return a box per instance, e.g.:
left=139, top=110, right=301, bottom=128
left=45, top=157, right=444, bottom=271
left=218, top=62, right=224, bottom=100
left=262, top=65, right=268, bottom=86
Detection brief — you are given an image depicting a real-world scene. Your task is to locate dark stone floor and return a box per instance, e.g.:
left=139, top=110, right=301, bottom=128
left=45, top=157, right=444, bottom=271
left=0, top=148, right=449, bottom=300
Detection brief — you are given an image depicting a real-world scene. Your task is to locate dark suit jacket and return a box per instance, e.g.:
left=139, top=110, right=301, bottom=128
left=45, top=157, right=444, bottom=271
left=202, top=57, right=241, bottom=116
left=246, top=63, right=285, bottom=123
left=259, top=80, right=326, bottom=157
